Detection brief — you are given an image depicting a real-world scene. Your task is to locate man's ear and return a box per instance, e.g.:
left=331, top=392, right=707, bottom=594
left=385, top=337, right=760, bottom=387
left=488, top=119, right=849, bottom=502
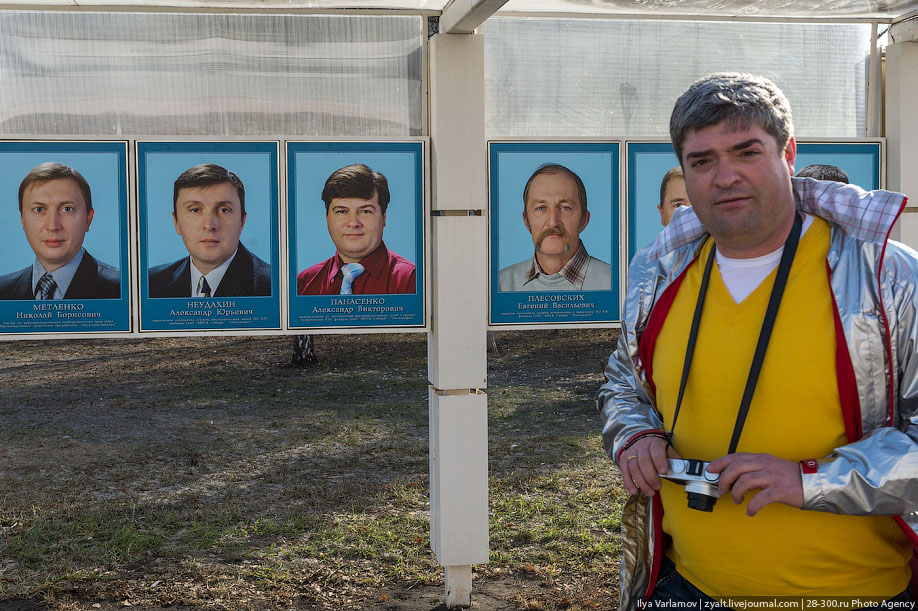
left=523, top=211, right=530, bottom=233
left=579, top=210, right=590, bottom=232
left=240, top=212, right=247, bottom=230
left=784, top=137, right=797, bottom=175
left=85, top=208, right=94, bottom=232
left=173, top=212, right=181, bottom=236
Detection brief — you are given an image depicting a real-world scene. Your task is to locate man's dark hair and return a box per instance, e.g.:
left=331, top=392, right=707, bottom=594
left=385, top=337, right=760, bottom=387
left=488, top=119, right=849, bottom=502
left=322, top=164, right=390, bottom=213
left=670, top=72, right=794, bottom=162
left=659, top=165, right=685, bottom=207
left=19, top=162, right=92, bottom=214
left=796, top=164, right=849, bottom=184
left=522, top=163, right=588, bottom=216
left=173, top=164, right=246, bottom=216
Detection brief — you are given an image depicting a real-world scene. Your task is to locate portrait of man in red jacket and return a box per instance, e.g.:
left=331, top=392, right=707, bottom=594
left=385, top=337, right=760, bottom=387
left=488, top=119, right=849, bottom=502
left=296, top=163, right=416, bottom=296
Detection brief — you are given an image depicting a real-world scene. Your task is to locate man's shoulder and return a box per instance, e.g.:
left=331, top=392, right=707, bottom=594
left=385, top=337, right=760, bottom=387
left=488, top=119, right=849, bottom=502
left=297, top=255, right=335, bottom=281
left=69, top=251, right=120, bottom=299
left=149, top=257, right=187, bottom=279
left=499, top=259, right=532, bottom=291
left=0, top=266, right=31, bottom=299
left=225, top=243, right=271, bottom=296
left=499, top=259, right=531, bottom=277
left=83, top=252, right=120, bottom=283
left=148, top=257, right=189, bottom=298
left=586, top=255, right=612, bottom=273
left=583, top=255, right=613, bottom=289
left=385, top=248, right=416, bottom=273
left=235, top=243, right=271, bottom=279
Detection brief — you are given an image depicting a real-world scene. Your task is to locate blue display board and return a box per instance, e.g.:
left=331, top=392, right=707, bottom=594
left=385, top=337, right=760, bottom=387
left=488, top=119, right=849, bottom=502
left=489, top=141, right=620, bottom=325
left=0, top=140, right=130, bottom=334
left=287, top=141, right=425, bottom=329
left=137, top=141, right=281, bottom=331
left=626, top=140, right=883, bottom=261
left=795, top=142, right=880, bottom=190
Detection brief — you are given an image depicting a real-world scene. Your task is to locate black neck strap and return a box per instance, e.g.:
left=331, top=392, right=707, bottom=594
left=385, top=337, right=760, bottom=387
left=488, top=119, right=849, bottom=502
left=667, top=213, right=803, bottom=455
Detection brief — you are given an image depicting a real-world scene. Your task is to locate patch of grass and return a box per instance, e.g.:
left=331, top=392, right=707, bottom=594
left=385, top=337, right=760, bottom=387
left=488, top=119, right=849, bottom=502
left=0, top=331, right=627, bottom=608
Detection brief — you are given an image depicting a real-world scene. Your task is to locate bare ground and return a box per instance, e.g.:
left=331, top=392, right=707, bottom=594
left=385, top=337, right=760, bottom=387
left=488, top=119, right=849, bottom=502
left=0, top=330, right=625, bottom=610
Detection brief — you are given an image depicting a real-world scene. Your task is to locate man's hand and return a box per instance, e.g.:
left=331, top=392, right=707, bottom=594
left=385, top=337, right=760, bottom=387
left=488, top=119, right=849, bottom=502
left=706, top=453, right=804, bottom=516
left=619, top=436, right=680, bottom=497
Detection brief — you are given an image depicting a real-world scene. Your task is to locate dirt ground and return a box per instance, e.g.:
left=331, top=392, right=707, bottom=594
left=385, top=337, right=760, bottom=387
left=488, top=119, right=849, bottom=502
left=0, top=330, right=623, bottom=611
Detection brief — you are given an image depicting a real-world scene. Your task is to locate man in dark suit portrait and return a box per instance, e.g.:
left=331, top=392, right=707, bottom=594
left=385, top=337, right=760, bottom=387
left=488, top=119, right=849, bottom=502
left=148, top=164, right=271, bottom=298
left=0, top=162, right=120, bottom=300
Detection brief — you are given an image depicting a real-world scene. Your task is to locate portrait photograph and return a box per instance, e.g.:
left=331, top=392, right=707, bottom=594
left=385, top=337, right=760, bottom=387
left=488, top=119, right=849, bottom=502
left=0, top=140, right=130, bottom=335
left=626, top=142, right=683, bottom=260
left=287, top=140, right=425, bottom=330
left=795, top=141, right=881, bottom=190
left=137, top=141, right=280, bottom=332
left=489, top=141, right=620, bottom=326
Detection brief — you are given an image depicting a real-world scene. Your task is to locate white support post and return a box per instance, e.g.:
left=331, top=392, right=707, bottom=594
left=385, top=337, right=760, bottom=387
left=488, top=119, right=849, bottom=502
left=427, top=32, right=489, bottom=608
left=885, top=34, right=918, bottom=247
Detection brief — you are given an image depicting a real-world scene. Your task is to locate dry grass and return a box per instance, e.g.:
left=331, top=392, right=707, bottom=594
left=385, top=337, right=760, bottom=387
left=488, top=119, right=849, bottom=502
left=0, top=330, right=627, bottom=610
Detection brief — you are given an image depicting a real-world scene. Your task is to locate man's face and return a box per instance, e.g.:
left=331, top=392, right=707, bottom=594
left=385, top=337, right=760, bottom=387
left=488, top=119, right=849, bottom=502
left=173, top=182, right=246, bottom=274
left=523, top=172, right=589, bottom=259
left=20, top=178, right=94, bottom=272
left=658, top=177, right=690, bottom=227
left=680, top=121, right=796, bottom=258
left=326, top=191, right=386, bottom=264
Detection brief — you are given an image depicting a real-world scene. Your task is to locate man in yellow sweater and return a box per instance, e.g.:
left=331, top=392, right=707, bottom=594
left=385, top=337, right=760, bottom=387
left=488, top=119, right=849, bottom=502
left=598, top=73, right=917, bottom=608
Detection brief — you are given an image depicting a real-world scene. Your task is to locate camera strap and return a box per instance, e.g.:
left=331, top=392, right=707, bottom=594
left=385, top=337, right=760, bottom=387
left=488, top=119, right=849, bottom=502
left=667, top=212, right=803, bottom=455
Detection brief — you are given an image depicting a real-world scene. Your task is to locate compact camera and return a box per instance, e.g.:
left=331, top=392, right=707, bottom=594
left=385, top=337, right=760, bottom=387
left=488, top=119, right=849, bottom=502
left=661, top=458, right=720, bottom=512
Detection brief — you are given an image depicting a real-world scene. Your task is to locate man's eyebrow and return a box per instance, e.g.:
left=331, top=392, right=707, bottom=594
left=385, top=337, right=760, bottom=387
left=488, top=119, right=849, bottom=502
left=728, top=138, right=764, bottom=152
left=685, top=137, right=765, bottom=159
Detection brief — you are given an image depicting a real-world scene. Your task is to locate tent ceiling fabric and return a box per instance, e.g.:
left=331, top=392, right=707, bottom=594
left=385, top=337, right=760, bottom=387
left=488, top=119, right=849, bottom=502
left=0, top=0, right=915, bottom=20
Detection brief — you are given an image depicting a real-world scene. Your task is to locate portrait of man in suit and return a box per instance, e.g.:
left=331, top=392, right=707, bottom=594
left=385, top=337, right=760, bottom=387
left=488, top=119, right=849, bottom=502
left=148, top=163, right=271, bottom=298
left=297, top=163, right=416, bottom=295
left=499, top=163, right=611, bottom=292
left=0, top=162, right=120, bottom=300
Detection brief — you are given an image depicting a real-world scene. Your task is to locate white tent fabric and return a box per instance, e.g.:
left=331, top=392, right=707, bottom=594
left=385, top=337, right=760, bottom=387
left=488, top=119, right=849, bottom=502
left=0, top=0, right=914, bottom=20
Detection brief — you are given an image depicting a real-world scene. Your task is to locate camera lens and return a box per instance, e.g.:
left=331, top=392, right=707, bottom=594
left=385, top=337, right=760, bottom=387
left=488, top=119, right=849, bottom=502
left=684, top=480, right=719, bottom=512
left=687, top=491, right=717, bottom=512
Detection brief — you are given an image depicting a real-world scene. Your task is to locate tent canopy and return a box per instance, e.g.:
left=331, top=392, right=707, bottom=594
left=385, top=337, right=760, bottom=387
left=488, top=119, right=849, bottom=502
left=0, top=0, right=914, bottom=23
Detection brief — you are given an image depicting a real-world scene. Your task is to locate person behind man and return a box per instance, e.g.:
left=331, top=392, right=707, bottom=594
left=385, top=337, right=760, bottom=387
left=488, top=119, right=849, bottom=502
left=797, top=163, right=849, bottom=184
left=148, top=164, right=270, bottom=298
left=657, top=165, right=691, bottom=227
left=499, top=163, right=611, bottom=291
left=598, top=73, right=916, bottom=608
left=297, top=163, right=415, bottom=295
left=0, top=162, right=119, bottom=300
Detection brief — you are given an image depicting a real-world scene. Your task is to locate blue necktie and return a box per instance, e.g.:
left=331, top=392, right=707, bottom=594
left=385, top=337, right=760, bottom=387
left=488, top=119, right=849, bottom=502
left=340, top=263, right=365, bottom=295
left=198, top=276, right=212, bottom=297
left=36, top=273, right=57, bottom=300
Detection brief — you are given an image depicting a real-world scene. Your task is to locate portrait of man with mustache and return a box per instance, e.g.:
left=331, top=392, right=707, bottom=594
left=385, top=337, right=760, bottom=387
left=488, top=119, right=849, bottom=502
left=498, top=163, right=612, bottom=292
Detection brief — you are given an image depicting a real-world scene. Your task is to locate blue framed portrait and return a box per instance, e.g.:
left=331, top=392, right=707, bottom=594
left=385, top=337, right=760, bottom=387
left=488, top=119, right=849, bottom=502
left=626, top=140, right=883, bottom=261
left=795, top=141, right=881, bottom=190
left=626, top=142, right=681, bottom=261
left=0, top=140, right=130, bottom=335
left=287, top=141, right=425, bottom=329
left=489, top=141, right=620, bottom=325
left=137, top=141, right=280, bottom=332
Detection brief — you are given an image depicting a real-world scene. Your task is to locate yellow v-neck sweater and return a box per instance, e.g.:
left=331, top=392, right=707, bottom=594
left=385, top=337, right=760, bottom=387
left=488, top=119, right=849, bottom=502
left=653, top=217, right=910, bottom=597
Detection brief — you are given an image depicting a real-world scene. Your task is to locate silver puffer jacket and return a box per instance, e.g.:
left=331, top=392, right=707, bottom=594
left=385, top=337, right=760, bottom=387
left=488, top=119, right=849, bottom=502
left=598, top=177, right=918, bottom=609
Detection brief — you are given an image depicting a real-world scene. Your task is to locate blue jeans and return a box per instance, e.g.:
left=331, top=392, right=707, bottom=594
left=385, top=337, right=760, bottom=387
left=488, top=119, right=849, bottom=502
left=647, top=557, right=915, bottom=610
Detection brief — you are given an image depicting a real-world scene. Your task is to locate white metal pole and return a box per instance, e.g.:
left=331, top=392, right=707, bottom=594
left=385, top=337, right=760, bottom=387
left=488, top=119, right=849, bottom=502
left=427, top=31, right=489, bottom=608
left=884, top=28, right=918, bottom=247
